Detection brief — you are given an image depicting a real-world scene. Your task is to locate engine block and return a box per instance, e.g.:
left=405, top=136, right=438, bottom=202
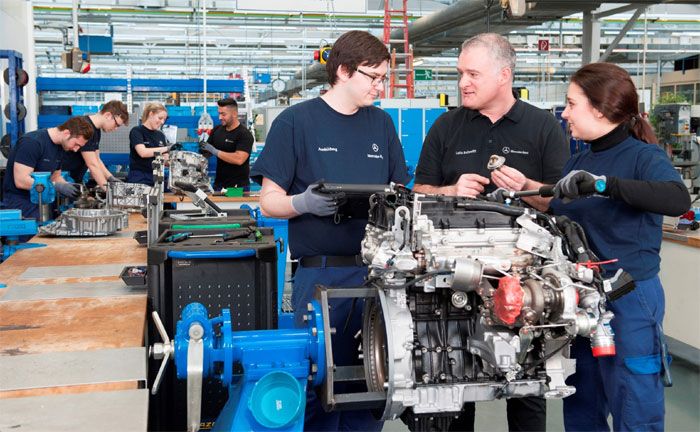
left=359, top=189, right=613, bottom=425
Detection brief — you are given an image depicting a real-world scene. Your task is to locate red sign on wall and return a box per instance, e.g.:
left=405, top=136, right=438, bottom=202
left=538, top=39, right=550, bottom=52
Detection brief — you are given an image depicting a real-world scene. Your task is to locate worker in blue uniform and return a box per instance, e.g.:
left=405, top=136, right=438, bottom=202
left=549, top=62, right=691, bottom=432
left=127, top=102, right=172, bottom=185
left=2, top=117, right=93, bottom=219
left=251, top=30, right=411, bottom=431
left=60, top=100, right=129, bottom=187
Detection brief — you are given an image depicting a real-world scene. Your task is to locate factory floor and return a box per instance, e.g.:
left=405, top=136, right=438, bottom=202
left=381, top=358, right=700, bottom=431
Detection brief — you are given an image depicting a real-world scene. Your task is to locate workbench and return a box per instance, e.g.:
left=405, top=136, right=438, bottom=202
left=0, top=213, right=149, bottom=430
left=660, top=228, right=700, bottom=365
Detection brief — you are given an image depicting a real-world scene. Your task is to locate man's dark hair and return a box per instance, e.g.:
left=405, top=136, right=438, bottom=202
left=325, top=30, right=390, bottom=86
left=100, top=100, right=129, bottom=125
left=217, top=98, right=238, bottom=109
left=57, top=116, right=94, bottom=141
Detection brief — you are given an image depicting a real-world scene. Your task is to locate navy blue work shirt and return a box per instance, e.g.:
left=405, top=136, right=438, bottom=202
left=127, top=125, right=166, bottom=185
left=60, top=116, right=101, bottom=183
left=550, top=136, right=683, bottom=281
left=2, top=129, right=64, bottom=202
left=251, top=97, right=411, bottom=259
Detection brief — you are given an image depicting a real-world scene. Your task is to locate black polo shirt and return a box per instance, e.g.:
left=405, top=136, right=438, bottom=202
left=207, top=124, right=254, bottom=187
left=61, top=116, right=101, bottom=183
left=415, top=99, right=569, bottom=193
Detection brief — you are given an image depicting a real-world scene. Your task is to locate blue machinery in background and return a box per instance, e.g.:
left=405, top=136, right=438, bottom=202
left=1, top=50, right=27, bottom=152
left=36, top=77, right=245, bottom=93
left=151, top=302, right=326, bottom=431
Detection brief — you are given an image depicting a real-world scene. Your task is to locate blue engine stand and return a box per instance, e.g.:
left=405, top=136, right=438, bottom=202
left=156, top=301, right=327, bottom=431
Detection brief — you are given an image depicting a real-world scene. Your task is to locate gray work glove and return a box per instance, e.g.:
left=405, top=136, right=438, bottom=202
left=107, top=175, right=123, bottom=183
left=291, top=183, right=338, bottom=217
left=54, top=181, right=81, bottom=199
left=553, top=170, right=607, bottom=203
left=200, top=143, right=220, bottom=157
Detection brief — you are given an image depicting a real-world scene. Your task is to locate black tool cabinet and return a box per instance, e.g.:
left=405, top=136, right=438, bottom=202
left=146, top=226, right=278, bottom=431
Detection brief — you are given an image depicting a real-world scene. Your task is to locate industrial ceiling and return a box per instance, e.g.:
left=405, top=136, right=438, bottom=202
left=30, top=1, right=700, bottom=100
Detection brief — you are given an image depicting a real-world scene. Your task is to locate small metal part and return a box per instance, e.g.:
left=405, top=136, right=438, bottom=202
left=451, top=291, right=469, bottom=308
left=487, top=154, right=506, bottom=170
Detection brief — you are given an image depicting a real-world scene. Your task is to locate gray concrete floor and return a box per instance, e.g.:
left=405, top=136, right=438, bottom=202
left=382, top=360, right=700, bottom=431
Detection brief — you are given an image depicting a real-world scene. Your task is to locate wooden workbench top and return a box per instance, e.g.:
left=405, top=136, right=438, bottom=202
left=663, top=227, right=700, bottom=249
left=0, top=213, right=148, bottom=400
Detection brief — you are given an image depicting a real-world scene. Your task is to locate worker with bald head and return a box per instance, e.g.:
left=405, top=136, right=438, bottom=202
left=414, top=32, right=569, bottom=214
left=413, top=33, right=570, bottom=432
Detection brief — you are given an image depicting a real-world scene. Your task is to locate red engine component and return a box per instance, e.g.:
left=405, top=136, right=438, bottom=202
left=493, top=276, right=524, bottom=325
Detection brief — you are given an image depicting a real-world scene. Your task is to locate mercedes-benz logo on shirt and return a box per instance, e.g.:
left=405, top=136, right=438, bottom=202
left=372, top=143, right=379, bottom=152
left=502, top=146, right=510, bottom=154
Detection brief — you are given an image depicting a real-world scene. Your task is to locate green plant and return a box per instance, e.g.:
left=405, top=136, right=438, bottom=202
left=657, top=92, right=688, bottom=104
left=650, top=92, right=689, bottom=132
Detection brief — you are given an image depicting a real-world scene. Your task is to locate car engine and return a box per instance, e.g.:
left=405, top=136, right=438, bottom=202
left=359, top=187, right=616, bottom=430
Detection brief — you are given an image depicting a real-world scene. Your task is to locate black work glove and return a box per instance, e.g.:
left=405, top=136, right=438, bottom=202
left=107, top=175, right=123, bottom=183
left=553, top=170, right=606, bottom=203
left=54, top=182, right=81, bottom=199
left=291, top=183, right=338, bottom=217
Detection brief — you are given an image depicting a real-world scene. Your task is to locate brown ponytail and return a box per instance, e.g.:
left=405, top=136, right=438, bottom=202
left=629, top=113, right=658, bottom=145
left=571, top=63, right=658, bottom=144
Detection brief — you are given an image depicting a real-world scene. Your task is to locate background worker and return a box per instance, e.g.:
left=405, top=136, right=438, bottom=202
left=200, top=98, right=254, bottom=190
left=127, top=102, right=172, bottom=186
left=2, top=117, right=93, bottom=220
left=551, top=62, right=690, bottom=432
left=61, top=100, right=129, bottom=188
left=251, top=30, right=410, bottom=432
left=413, top=33, right=569, bottom=431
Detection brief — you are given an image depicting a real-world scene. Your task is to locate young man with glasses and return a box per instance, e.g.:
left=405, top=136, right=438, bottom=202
left=61, top=100, right=129, bottom=188
left=251, top=30, right=410, bottom=432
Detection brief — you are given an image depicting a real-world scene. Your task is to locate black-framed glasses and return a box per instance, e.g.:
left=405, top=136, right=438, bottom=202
left=355, top=68, right=386, bottom=86
left=112, top=115, right=124, bottom=127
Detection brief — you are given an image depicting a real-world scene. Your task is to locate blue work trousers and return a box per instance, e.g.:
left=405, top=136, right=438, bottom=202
left=292, top=264, right=383, bottom=432
left=563, top=276, right=667, bottom=431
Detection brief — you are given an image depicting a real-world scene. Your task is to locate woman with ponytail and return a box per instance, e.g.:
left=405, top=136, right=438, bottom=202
left=550, top=62, right=690, bottom=431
